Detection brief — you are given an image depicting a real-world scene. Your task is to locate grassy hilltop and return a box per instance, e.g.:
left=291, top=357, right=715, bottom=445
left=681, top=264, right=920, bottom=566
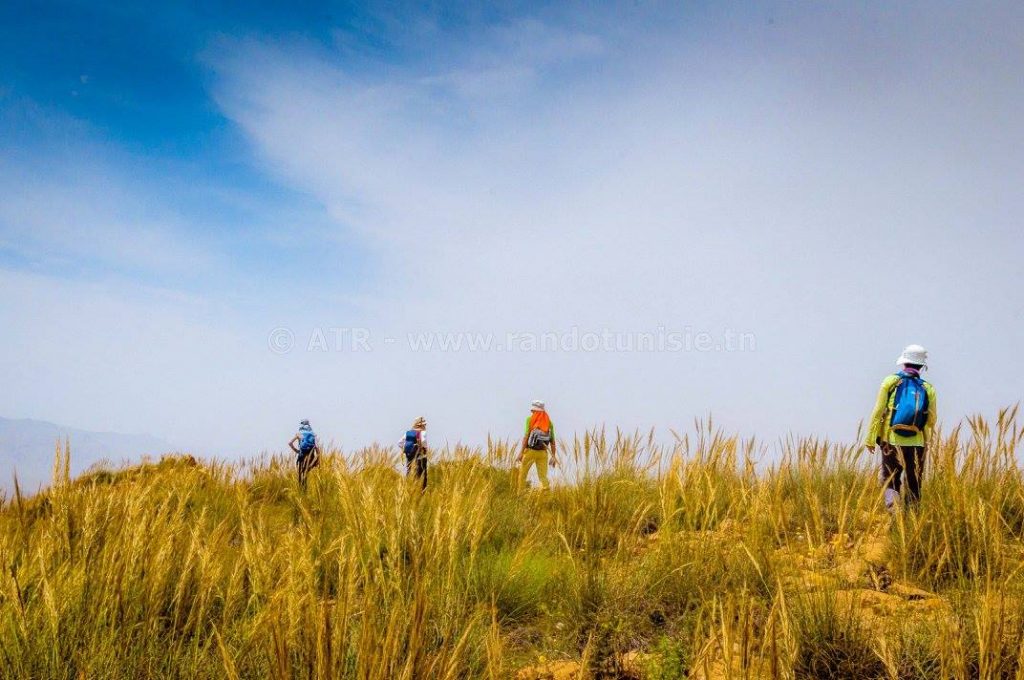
left=1, top=411, right=1023, bottom=679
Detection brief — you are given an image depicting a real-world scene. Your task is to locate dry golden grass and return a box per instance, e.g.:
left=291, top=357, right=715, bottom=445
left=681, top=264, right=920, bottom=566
left=1, top=410, right=1023, bottom=679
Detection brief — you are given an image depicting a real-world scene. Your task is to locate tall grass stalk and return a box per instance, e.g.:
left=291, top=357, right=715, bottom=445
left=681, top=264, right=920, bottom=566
left=0, top=414, right=1022, bottom=678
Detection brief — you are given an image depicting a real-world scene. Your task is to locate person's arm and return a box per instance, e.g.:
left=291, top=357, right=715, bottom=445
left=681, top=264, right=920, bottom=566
left=864, top=377, right=895, bottom=450
left=289, top=434, right=300, bottom=454
left=925, top=383, right=938, bottom=447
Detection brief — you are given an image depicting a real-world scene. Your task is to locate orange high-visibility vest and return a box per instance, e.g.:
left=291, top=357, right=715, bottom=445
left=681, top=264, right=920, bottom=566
left=528, top=410, right=551, bottom=433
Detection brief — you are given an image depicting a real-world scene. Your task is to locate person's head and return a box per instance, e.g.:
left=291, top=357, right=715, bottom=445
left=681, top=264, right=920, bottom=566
left=530, top=399, right=545, bottom=412
left=896, top=344, right=928, bottom=370
left=412, top=416, right=427, bottom=430
left=299, top=419, right=311, bottom=430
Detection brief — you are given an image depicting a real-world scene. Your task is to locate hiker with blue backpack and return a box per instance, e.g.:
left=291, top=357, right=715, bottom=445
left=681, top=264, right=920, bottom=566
left=288, top=419, right=321, bottom=489
left=516, top=400, right=557, bottom=491
left=864, top=345, right=937, bottom=510
left=401, top=417, right=429, bottom=490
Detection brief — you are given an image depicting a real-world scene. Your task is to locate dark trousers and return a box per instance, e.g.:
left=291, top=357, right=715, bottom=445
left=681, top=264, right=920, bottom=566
left=880, top=442, right=924, bottom=508
left=406, top=455, right=427, bottom=490
left=297, top=449, right=318, bottom=488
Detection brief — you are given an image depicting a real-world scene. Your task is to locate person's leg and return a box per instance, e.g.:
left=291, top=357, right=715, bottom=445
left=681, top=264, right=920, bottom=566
left=880, top=442, right=903, bottom=510
left=535, top=449, right=550, bottom=490
left=303, top=454, right=314, bottom=487
left=518, top=452, right=535, bottom=491
left=418, top=456, right=428, bottom=490
left=903, top=446, right=923, bottom=507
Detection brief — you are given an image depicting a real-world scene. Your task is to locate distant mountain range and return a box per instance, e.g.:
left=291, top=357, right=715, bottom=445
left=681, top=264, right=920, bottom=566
left=0, top=417, right=170, bottom=493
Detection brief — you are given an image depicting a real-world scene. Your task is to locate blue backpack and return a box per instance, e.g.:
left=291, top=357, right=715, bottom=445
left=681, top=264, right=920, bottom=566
left=298, top=429, right=316, bottom=454
left=889, top=372, right=929, bottom=436
left=403, top=430, right=423, bottom=459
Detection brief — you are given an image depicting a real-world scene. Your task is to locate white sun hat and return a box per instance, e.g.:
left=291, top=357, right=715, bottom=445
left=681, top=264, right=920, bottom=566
left=530, top=399, right=545, bottom=411
left=896, top=344, right=928, bottom=368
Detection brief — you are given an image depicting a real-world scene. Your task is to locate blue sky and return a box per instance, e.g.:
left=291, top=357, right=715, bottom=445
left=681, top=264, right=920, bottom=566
left=1, top=1, right=367, bottom=291
left=1, top=1, right=1022, bottom=460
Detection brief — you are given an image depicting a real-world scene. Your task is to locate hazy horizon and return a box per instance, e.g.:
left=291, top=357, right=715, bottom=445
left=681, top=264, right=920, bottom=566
left=1, top=1, right=1022, bottom=465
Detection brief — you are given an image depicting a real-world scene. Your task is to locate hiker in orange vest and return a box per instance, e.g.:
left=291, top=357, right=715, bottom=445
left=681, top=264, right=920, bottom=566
left=517, top=400, right=557, bottom=490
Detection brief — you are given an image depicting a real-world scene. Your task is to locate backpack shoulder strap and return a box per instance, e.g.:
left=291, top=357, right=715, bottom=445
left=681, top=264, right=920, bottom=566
left=884, top=375, right=903, bottom=417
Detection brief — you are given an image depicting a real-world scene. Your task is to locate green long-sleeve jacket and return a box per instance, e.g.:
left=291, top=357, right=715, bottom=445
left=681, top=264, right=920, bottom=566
left=864, top=374, right=937, bottom=448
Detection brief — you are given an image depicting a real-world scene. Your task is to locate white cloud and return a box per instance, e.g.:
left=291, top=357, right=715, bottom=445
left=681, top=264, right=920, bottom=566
left=206, top=3, right=1024, bottom=448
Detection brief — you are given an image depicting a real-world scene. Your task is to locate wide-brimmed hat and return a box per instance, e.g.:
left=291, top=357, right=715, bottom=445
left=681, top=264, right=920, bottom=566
left=412, top=416, right=427, bottom=429
left=530, top=400, right=545, bottom=411
left=896, top=344, right=928, bottom=368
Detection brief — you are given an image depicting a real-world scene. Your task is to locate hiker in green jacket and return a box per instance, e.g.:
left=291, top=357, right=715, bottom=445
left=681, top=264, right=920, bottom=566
left=864, top=345, right=937, bottom=510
